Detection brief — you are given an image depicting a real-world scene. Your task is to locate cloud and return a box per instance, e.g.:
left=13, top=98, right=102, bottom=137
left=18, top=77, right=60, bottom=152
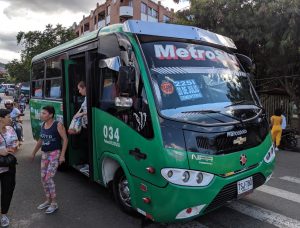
left=2, top=0, right=96, bottom=18
left=0, top=32, right=21, bottom=53
left=160, top=0, right=190, bottom=11
left=0, top=49, right=20, bottom=63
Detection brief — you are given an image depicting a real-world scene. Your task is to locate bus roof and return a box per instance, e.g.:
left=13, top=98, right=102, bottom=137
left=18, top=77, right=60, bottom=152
left=32, top=20, right=236, bottom=63
left=31, top=23, right=124, bottom=63
left=122, top=20, right=237, bottom=49
left=31, top=29, right=100, bottom=63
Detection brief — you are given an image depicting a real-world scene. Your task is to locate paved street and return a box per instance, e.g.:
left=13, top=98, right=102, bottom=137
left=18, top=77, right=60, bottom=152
left=6, top=108, right=300, bottom=228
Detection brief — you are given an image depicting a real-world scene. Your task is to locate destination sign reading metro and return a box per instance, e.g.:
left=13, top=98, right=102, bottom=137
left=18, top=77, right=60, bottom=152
left=154, top=44, right=238, bottom=65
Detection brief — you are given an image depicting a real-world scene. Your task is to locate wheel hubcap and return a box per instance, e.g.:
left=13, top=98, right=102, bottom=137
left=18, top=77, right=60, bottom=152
left=118, top=176, right=132, bottom=208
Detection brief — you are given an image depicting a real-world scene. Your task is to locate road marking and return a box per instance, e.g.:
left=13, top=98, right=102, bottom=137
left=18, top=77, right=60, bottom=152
left=229, top=201, right=300, bottom=228
left=256, top=185, right=300, bottom=204
left=280, top=176, right=300, bottom=184
left=167, top=221, right=208, bottom=228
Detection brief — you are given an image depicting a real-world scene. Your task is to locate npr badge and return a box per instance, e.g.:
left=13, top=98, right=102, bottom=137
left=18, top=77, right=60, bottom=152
left=240, top=154, right=247, bottom=166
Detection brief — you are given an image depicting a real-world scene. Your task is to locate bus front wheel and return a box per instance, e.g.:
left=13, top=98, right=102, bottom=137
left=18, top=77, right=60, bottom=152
left=113, top=168, right=135, bottom=215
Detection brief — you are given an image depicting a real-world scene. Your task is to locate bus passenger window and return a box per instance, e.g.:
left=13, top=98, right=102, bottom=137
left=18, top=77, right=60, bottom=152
left=45, top=79, right=62, bottom=99
left=31, top=80, right=44, bottom=98
left=32, top=61, right=45, bottom=80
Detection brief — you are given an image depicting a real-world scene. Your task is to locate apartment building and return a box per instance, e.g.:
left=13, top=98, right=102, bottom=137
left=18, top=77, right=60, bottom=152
left=75, top=0, right=175, bottom=36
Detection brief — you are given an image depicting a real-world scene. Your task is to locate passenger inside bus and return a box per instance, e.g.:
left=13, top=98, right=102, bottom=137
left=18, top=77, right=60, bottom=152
left=100, top=69, right=118, bottom=114
left=73, top=81, right=87, bottom=127
left=73, top=81, right=89, bottom=172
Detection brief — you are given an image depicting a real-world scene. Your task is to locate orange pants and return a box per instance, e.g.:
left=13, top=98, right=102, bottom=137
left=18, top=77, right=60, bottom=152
left=271, top=127, right=282, bottom=147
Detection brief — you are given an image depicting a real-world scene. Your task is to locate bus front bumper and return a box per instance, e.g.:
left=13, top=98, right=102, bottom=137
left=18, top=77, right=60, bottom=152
left=131, top=159, right=274, bottom=223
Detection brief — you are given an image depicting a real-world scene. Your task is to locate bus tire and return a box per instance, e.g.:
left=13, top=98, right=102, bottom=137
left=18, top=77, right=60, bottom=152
left=113, top=168, right=136, bottom=215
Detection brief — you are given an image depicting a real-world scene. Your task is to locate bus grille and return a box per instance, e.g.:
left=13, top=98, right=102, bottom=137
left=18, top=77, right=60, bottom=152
left=215, top=132, right=262, bottom=153
left=187, top=120, right=270, bottom=155
left=203, top=173, right=266, bottom=214
left=195, top=132, right=263, bottom=154
left=196, top=136, right=209, bottom=149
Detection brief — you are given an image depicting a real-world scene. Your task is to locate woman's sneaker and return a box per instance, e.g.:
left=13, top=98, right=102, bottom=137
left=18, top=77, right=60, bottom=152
left=45, top=203, right=58, bottom=214
left=37, top=201, right=50, bottom=210
left=1, top=215, right=9, bottom=227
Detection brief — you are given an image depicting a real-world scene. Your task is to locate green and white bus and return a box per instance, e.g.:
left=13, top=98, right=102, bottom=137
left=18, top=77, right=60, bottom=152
left=30, top=20, right=275, bottom=222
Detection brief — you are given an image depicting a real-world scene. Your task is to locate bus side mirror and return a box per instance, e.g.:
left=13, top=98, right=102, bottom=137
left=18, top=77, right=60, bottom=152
left=235, top=53, right=255, bottom=73
left=115, top=66, right=136, bottom=107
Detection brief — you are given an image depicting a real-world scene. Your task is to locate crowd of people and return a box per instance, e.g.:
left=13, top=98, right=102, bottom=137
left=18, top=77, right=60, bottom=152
left=0, top=82, right=87, bottom=227
left=0, top=93, right=30, bottom=226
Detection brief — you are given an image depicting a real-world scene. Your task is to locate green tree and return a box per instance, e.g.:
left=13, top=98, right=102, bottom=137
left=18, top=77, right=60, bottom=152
left=17, top=24, right=76, bottom=67
left=175, top=0, right=300, bottom=123
left=6, top=59, right=29, bottom=82
left=7, top=24, right=76, bottom=82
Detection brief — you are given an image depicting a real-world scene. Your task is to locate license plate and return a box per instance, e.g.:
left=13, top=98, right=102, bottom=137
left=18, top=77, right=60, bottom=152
left=237, top=176, right=253, bottom=195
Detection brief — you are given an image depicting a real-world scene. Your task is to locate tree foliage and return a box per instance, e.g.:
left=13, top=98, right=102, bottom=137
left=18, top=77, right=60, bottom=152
left=175, top=0, right=300, bottom=115
left=6, top=59, right=29, bottom=82
left=7, top=24, right=76, bottom=82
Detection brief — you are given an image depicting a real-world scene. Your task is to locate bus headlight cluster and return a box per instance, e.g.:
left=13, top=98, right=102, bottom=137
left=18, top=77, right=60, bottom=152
left=161, top=168, right=214, bottom=187
left=264, top=145, right=276, bottom=163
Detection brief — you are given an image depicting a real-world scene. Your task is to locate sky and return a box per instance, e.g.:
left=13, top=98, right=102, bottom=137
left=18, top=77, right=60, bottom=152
left=0, top=0, right=189, bottom=64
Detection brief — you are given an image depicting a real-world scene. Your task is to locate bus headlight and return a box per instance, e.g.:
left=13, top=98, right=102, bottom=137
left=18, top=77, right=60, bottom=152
left=161, top=168, right=214, bottom=187
left=264, top=145, right=276, bottom=163
left=182, top=171, right=190, bottom=183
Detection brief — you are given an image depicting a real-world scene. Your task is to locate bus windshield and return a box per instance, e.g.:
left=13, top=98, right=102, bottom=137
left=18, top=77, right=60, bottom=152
left=141, top=41, right=260, bottom=124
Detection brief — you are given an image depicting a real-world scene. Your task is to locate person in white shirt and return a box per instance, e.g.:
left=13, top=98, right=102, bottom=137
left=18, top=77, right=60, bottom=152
left=0, top=109, right=19, bottom=227
left=4, top=101, right=23, bottom=142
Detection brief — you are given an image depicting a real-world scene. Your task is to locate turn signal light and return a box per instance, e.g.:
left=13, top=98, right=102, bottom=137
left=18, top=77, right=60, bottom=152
left=143, top=197, right=151, bottom=204
left=146, top=167, right=155, bottom=174
left=140, top=184, right=148, bottom=192
left=175, top=204, right=206, bottom=219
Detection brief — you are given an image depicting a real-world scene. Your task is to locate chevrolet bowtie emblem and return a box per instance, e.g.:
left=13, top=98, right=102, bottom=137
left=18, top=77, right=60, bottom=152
left=233, top=136, right=247, bottom=145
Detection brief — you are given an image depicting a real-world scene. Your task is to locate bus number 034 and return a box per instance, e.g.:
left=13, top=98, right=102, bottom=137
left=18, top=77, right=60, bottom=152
left=103, top=125, right=120, bottom=142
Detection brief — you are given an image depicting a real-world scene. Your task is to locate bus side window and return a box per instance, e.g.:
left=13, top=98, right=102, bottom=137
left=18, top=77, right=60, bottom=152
left=31, top=61, right=45, bottom=98
left=133, top=86, right=154, bottom=139
left=98, top=33, right=154, bottom=139
left=131, top=53, right=154, bottom=139
left=31, top=80, right=44, bottom=98
left=99, top=68, right=118, bottom=113
left=44, top=55, right=66, bottom=99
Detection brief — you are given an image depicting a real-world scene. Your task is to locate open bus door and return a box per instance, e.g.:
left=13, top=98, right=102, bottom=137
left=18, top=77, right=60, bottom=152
left=62, top=57, right=91, bottom=177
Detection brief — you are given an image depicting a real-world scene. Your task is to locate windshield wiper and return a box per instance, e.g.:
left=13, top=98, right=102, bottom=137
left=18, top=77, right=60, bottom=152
left=224, top=100, right=249, bottom=108
left=182, top=110, right=219, bottom=114
left=182, top=110, right=243, bottom=123
left=225, top=100, right=264, bottom=110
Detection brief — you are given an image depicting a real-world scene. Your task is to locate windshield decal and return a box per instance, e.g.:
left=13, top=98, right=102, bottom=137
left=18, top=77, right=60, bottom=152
left=153, top=67, right=188, bottom=75
left=152, top=67, right=247, bottom=77
left=154, top=44, right=238, bottom=65
left=161, top=81, right=174, bottom=95
left=174, top=79, right=203, bottom=101
left=133, top=112, right=147, bottom=132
